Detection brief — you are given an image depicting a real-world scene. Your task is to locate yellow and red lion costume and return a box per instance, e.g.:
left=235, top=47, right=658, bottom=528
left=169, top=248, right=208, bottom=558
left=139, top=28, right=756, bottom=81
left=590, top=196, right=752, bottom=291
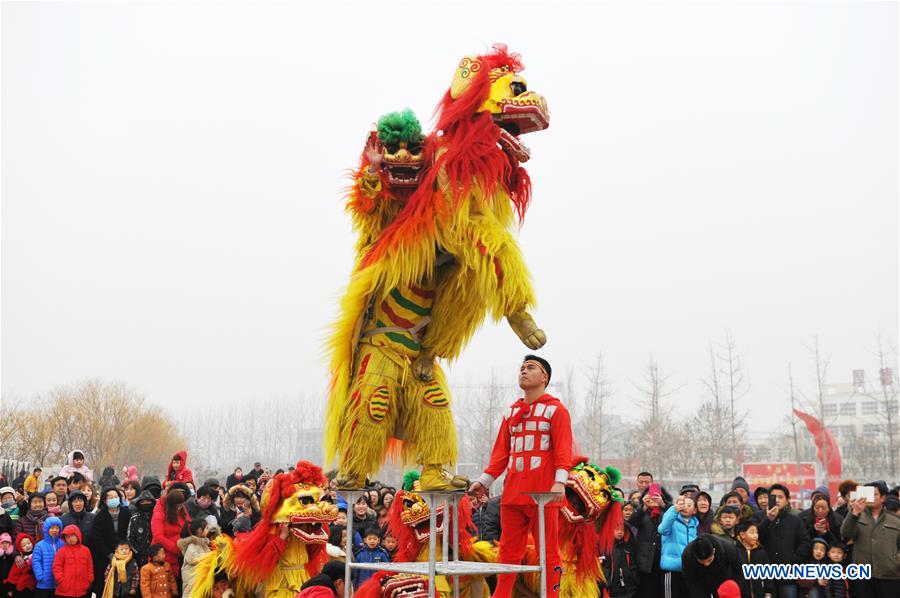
left=357, top=472, right=493, bottom=597
left=190, top=461, right=337, bottom=598
left=326, top=44, right=550, bottom=490
left=517, top=459, right=624, bottom=597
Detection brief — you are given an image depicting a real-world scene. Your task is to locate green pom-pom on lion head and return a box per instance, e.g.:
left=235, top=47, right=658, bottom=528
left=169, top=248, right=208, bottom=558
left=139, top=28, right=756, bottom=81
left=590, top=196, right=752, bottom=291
left=604, top=466, right=622, bottom=487
left=377, top=108, right=423, bottom=147
left=402, top=470, right=421, bottom=492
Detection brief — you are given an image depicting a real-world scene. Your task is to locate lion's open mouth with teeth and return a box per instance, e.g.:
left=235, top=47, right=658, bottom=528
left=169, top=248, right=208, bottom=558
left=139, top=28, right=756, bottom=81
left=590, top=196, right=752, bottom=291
left=288, top=515, right=330, bottom=543
left=493, top=92, right=549, bottom=163
left=400, top=493, right=446, bottom=542
left=382, top=573, right=429, bottom=597
left=561, top=461, right=614, bottom=524
left=271, top=481, right=339, bottom=545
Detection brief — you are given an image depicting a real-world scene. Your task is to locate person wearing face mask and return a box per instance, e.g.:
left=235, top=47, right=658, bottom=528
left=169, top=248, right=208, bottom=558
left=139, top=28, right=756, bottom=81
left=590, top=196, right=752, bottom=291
left=126, top=491, right=156, bottom=566
left=90, top=487, right=130, bottom=597
left=185, top=485, right=219, bottom=526
left=15, top=493, right=47, bottom=542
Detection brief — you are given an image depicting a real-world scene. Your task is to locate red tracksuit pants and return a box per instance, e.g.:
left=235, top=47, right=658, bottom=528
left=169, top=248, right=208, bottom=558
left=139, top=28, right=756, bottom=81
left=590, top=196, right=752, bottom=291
left=493, top=504, right=562, bottom=598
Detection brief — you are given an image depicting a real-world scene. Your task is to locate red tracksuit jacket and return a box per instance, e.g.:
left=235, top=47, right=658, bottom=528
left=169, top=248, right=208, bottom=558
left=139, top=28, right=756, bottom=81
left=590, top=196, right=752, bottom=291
left=482, top=394, right=573, bottom=506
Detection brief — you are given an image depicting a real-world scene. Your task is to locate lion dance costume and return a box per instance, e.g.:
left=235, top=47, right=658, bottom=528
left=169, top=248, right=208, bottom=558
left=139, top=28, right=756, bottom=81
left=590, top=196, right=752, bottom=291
left=514, top=459, right=623, bottom=597
left=326, top=43, right=551, bottom=490
left=191, top=461, right=337, bottom=598
left=357, top=472, right=493, bottom=598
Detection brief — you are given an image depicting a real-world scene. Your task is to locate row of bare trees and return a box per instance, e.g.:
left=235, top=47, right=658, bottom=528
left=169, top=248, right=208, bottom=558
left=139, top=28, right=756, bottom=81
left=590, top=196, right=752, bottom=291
left=1, top=380, right=185, bottom=476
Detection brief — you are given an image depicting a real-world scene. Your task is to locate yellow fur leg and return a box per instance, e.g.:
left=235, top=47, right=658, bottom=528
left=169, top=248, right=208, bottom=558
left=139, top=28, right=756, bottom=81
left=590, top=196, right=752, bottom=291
left=335, top=344, right=403, bottom=478
left=400, top=362, right=456, bottom=467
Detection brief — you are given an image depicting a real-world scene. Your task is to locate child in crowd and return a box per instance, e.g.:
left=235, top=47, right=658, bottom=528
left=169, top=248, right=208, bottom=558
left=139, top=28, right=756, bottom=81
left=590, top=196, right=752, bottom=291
left=600, top=516, right=638, bottom=598
left=0, top=533, right=15, bottom=598
left=352, top=527, right=391, bottom=588
left=4, top=533, right=37, bottom=596
left=32, top=517, right=63, bottom=598
left=383, top=532, right=398, bottom=562
left=799, top=537, right=829, bottom=596
left=52, top=525, right=93, bottom=598
left=44, top=492, right=61, bottom=518
left=735, top=521, right=774, bottom=598
left=818, top=542, right=849, bottom=598
left=140, top=544, right=177, bottom=598
left=102, top=540, right=140, bottom=598
left=178, top=519, right=213, bottom=598
left=711, top=504, right=741, bottom=542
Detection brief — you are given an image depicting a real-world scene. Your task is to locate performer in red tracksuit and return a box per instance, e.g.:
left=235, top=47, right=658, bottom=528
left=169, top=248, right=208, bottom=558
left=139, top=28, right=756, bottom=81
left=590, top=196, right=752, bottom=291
left=469, top=354, right=573, bottom=598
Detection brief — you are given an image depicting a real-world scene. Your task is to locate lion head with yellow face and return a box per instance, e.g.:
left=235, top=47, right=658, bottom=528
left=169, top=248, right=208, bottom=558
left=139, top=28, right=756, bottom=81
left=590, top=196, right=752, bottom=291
left=267, top=479, right=338, bottom=544
left=448, top=45, right=549, bottom=163
left=561, top=458, right=622, bottom=524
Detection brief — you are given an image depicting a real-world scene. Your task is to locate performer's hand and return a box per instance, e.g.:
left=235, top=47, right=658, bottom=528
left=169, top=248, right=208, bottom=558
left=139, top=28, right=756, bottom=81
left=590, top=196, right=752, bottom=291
left=550, top=482, right=566, bottom=501
left=507, top=311, right=546, bottom=350
left=365, top=134, right=382, bottom=172
left=468, top=481, right=487, bottom=500
left=412, top=351, right=435, bottom=381
left=278, top=523, right=290, bottom=540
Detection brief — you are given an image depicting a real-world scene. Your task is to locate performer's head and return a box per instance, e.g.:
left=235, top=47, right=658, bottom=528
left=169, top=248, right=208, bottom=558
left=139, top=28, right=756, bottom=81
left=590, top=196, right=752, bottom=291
left=520, top=354, right=551, bottom=390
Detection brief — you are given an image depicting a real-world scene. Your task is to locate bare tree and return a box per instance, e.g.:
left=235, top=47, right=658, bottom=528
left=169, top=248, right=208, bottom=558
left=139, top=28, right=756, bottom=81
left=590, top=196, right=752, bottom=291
left=873, top=336, right=898, bottom=480
left=631, top=358, right=682, bottom=479
left=787, top=364, right=804, bottom=479
left=801, top=336, right=836, bottom=490
left=581, top=353, right=613, bottom=461
left=699, top=346, right=728, bottom=477
left=690, top=401, right=723, bottom=484
left=718, top=331, right=749, bottom=465
left=454, top=372, right=508, bottom=477
left=4, top=380, right=185, bottom=474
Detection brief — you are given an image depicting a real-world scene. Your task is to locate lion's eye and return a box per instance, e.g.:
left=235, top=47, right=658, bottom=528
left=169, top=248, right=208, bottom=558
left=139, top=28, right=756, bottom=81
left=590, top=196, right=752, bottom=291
left=511, top=81, right=527, bottom=96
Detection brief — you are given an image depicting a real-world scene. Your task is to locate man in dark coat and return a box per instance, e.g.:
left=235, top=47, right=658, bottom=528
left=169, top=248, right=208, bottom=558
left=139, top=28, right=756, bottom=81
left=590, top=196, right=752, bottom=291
left=757, top=484, right=810, bottom=598
left=682, top=535, right=742, bottom=598
left=471, top=494, right=502, bottom=542
left=59, top=490, right=95, bottom=548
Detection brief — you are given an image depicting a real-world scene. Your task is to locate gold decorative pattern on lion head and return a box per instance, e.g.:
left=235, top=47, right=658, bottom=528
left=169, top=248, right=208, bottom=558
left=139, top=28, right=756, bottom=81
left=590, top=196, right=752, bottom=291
left=263, top=468, right=338, bottom=544
left=561, top=459, right=622, bottom=524
left=449, top=45, right=549, bottom=162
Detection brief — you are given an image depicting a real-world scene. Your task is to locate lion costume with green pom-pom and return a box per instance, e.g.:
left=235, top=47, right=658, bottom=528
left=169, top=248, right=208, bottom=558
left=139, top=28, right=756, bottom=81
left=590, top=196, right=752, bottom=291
left=326, top=44, right=550, bottom=491
left=517, top=459, right=624, bottom=597
left=355, top=471, right=494, bottom=598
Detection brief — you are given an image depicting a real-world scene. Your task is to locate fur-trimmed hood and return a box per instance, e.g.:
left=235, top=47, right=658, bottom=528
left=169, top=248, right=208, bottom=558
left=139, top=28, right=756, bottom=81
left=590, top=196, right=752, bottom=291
left=222, top=485, right=260, bottom=512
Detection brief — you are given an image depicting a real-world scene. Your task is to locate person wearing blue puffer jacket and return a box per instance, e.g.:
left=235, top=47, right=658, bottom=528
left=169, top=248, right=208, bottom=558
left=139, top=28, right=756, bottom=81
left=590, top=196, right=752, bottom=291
left=31, top=516, right=64, bottom=598
left=658, top=494, right=699, bottom=598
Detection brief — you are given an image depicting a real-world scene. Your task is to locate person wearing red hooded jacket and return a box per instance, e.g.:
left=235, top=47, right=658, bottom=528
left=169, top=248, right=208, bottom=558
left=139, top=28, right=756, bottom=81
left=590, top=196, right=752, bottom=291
left=52, top=525, right=93, bottom=598
left=5, top=533, right=37, bottom=593
left=150, top=486, right=190, bottom=578
left=162, top=452, right=194, bottom=491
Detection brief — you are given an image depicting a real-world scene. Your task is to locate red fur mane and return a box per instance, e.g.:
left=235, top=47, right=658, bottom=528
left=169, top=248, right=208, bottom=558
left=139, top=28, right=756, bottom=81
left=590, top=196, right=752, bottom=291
left=361, top=44, right=531, bottom=269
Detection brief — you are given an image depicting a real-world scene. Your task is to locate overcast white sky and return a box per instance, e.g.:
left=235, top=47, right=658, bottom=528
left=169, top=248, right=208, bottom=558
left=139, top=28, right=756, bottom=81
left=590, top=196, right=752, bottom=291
left=2, top=1, right=897, bottom=438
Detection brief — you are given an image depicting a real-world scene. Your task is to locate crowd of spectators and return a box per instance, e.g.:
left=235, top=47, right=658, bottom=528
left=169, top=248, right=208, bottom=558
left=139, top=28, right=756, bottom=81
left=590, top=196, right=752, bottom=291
left=1, top=451, right=898, bottom=598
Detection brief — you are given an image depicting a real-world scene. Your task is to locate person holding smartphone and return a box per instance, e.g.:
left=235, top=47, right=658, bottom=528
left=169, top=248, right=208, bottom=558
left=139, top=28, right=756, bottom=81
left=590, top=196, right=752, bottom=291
left=757, top=484, right=810, bottom=598
left=840, top=481, right=900, bottom=598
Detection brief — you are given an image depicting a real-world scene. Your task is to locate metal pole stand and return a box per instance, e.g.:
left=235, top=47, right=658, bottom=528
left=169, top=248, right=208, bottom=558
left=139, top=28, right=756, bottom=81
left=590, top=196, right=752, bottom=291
left=341, top=490, right=543, bottom=598
left=524, top=492, right=559, bottom=598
